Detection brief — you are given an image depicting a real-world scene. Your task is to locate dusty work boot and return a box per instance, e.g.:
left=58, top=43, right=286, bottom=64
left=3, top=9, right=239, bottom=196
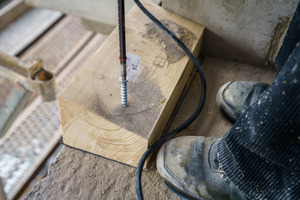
left=216, top=81, right=269, bottom=122
left=156, top=136, right=247, bottom=200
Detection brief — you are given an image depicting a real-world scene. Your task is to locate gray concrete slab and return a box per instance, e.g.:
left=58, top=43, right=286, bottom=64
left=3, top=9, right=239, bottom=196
left=162, top=0, right=298, bottom=67
left=25, top=56, right=277, bottom=200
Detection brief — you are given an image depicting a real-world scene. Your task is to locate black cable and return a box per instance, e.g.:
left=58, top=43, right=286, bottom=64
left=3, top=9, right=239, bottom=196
left=133, top=1, right=207, bottom=200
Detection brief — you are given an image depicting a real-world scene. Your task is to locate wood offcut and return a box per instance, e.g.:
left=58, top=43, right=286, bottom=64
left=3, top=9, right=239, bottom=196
left=59, top=2, right=205, bottom=167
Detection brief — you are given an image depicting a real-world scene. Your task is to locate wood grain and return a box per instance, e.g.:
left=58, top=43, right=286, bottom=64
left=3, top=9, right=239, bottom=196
left=59, top=1, right=204, bottom=167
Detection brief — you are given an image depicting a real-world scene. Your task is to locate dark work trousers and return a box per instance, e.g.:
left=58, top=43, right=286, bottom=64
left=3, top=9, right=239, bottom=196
left=217, top=3, right=300, bottom=200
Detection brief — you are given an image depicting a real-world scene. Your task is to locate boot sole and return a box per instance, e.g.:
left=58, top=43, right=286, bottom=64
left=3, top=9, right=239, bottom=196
left=164, top=181, right=204, bottom=200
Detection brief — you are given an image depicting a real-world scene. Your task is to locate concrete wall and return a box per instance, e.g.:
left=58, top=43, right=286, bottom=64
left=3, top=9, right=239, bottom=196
left=26, top=0, right=298, bottom=66
left=162, top=0, right=298, bottom=67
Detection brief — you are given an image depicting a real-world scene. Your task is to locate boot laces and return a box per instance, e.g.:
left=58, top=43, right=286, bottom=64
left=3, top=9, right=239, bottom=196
left=218, top=167, right=226, bottom=179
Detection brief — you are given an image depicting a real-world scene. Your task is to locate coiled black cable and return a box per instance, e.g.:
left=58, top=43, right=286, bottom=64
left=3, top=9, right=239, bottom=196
left=133, top=1, right=207, bottom=199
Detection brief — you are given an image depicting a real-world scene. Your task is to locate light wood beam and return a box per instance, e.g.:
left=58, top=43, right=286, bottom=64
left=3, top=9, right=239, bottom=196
left=59, top=1, right=204, bottom=167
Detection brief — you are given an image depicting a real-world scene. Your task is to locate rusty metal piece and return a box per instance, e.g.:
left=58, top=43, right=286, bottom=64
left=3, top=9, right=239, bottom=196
left=31, top=70, right=56, bottom=102
left=0, top=51, right=56, bottom=102
left=118, top=0, right=128, bottom=107
left=0, top=51, right=27, bottom=77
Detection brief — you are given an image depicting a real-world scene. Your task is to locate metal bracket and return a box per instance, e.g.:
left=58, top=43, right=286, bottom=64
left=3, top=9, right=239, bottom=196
left=0, top=51, right=56, bottom=102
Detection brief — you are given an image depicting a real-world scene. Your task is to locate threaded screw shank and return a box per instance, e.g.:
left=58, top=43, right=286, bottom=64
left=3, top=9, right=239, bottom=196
left=119, top=77, right=128, bottom=107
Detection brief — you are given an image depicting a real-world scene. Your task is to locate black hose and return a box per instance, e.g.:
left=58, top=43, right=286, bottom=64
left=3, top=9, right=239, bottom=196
left=133, top=1, right=207, bottom=200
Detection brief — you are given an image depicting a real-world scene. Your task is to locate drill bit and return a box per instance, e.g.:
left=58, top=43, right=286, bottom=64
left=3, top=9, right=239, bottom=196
left=118, top=0, right=128, bottom=107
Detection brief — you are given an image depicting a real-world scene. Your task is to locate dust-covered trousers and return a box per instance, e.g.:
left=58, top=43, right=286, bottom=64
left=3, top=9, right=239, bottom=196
left=217, top=3, right=300, bottom=200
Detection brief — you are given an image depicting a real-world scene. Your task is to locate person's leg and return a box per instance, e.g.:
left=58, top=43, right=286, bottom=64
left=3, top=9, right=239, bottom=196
left=216, top=5, right=300, bottom=198
left=157, top=4, right=300, bottom=200
left=275, top=2, right=300, bottom=71
left=157, top=43, right=300, bottom=200
left=217, top=2, right=300, bottom=123
left=217, top=41, right=300, bottom=199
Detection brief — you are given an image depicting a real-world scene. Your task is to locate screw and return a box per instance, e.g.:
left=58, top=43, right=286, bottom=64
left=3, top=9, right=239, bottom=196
left=119, top=77, right=128, bottom=107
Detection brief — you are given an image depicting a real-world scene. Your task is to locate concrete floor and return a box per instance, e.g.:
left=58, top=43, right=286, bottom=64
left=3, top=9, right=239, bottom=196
left=25, top=56, right=277, bottom=200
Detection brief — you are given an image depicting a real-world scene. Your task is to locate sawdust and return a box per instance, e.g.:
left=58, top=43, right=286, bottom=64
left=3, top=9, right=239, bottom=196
left=85, top=20, right=195, bottom=139
left=87, top=68, right=165, bottom=139
left=144, top=19, right=196, bottom=64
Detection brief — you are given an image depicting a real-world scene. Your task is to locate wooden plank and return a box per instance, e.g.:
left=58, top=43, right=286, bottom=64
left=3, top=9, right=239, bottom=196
left=0, top=0, right=30, bottom=30
left=20, top=16, right=94, bottom=75
left=59, top=1, right=204, bottom=167
left=0, top=8, right=62, bottom=55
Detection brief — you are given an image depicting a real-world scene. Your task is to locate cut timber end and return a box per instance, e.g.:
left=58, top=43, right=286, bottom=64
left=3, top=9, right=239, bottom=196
left=58, top=2, right=205, bottom=167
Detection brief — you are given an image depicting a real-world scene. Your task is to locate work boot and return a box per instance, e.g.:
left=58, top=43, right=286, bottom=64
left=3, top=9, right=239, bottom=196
left=156, top=136, right=247, bottom=200
left=216, top=81, right=269, bottom=122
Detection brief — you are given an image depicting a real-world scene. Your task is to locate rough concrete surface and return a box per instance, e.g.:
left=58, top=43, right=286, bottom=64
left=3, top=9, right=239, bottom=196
left=162, top=0, right=298, bottom=67
left=26, top=56, right=277, bottom=200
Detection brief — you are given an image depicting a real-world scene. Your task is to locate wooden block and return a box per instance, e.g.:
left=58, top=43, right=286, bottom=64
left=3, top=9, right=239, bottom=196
left=59, top=1, right=204, bottom=167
